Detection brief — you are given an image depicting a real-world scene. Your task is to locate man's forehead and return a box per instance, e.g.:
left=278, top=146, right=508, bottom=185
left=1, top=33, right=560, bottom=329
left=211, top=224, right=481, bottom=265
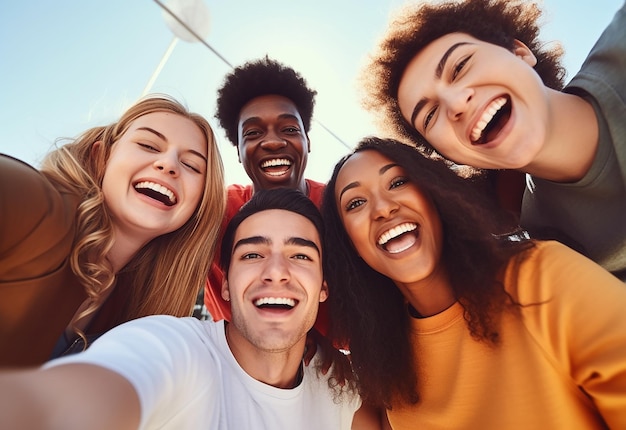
left=238, top=95, right=302, bottom=122
left=234, top=209, right=319, bottom=244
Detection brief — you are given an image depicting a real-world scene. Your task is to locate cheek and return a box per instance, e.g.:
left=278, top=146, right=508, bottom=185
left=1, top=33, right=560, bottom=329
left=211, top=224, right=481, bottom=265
left=243, top=143, right=257, bottom=158
left=294, top=140, right=307, bottom=155
left=189, top=177, right=205, bottom=207
left=343, top=220, right=368, bottom=254
left=100, top=171, right=116, bottom=204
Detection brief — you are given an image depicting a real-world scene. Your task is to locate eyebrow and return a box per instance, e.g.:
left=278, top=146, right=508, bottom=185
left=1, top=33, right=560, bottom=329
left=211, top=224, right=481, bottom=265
left=240, top=113, right=301, bottom=129
left=232, top=235, right=320, bottom=256
left=338, top=162, right=399, bottom=201
left=137, top=126, right=165, bottom=140
left=136, top=126, right=207, bottom=163
left=409, top=42, right=471, bottom=127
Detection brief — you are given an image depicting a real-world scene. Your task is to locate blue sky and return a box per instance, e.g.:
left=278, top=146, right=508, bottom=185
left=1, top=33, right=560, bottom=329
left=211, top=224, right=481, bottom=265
left=0, top=0, right=622, bottom=185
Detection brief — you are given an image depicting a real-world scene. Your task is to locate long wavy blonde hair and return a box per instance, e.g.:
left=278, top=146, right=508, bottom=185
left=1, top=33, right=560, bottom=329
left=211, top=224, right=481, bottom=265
left=40, top=95, right=226, bottom=342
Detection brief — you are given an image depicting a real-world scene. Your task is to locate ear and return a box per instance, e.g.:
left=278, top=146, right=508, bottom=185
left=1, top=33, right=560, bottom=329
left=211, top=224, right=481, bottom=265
left=319, top=280, right=329, bottom=303
left=91, top=140, right=103, bottom=156
left=221, top=278, right=230, bottom=302
left=512, top=39, right=537, bottom=67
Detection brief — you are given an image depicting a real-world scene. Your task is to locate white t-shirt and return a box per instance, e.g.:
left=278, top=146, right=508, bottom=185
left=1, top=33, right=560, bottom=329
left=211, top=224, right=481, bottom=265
left=45, top=317, right=361, bottom=429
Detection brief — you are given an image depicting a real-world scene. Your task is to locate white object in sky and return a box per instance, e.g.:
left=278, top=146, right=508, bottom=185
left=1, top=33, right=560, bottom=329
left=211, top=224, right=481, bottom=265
left=162, top=0, right=210, bottom=42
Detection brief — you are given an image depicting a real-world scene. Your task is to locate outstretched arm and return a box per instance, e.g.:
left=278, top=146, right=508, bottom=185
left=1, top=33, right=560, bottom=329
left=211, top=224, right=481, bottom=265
left=0, top=363, right=140, bottom=430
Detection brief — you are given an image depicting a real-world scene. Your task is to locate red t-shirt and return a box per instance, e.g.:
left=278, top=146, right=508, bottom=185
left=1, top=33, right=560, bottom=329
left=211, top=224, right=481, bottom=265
left=204, top=179, right=329, bottom=335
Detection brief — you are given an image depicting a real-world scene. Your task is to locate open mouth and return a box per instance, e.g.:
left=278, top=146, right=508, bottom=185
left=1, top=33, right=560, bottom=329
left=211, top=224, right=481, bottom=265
left=378, top=222, right=419, bottom=254
left=470, top=96, right=511, bottom=145
left=134, top=181, right=176, bottom=206
left=254, top=297, right=297, bottom=310
left=260, top=158, right=292, bottom=177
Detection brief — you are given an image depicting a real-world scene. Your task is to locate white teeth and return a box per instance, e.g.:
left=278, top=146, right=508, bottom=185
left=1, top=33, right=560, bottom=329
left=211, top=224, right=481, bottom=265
left=470, top=97, right=507, bottom=142
left=135, top=181, right=176, bottom=203
left=378, top=222, right=418, bottom=246
left=261, top=158, right=292, bottom=168
left=254, top=297, right=296, bottom=307
left=266, top=170, right=288, bottom=177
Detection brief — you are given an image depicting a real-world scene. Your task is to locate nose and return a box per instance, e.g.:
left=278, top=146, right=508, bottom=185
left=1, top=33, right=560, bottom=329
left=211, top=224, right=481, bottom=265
left=260, top=131, right=288, bottom=151
left=441, top=86, right=473, bottom=121
left=262, top=254, right=290, bottom=284
left=372, top=193, right=399, bottom=221
left=154, top=151, right=179, bottom=177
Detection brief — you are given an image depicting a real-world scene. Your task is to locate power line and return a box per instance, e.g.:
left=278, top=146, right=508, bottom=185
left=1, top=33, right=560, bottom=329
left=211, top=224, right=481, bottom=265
left=153, top=0, right=233, bottom=68
left=152, top=0, right=352, bottom=150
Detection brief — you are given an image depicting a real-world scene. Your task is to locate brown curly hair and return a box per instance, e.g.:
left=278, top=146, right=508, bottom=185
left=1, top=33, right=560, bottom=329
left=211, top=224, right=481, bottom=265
left=362, top=0, right=565, bottom=154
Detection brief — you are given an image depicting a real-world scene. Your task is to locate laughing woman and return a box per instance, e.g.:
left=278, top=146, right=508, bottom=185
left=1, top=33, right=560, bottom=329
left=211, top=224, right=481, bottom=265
left=321, top=136, right=626, bottom=429
left=1, top=95, right=225, bottom=366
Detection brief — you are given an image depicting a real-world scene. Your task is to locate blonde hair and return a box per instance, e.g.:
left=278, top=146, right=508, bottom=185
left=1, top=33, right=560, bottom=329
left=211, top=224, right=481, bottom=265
left=41, top=95, right=226, bottom=343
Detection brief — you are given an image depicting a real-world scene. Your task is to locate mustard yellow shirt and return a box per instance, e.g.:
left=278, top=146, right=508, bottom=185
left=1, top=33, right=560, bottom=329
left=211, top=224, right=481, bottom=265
left=388, top=241, right=626, bottom=429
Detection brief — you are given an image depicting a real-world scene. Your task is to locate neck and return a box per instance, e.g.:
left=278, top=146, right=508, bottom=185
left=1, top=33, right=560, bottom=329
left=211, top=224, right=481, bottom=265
left=225, top=323, right=305, bottom=389
left=253, top=179, right=308, bottom=197
left=106, top=226, right=150, bottom=273
left=525, top=90, right=598, bottom=182
left=298, top=179, right=309, bottom=196
left=397, top=267, right=455, bottom=318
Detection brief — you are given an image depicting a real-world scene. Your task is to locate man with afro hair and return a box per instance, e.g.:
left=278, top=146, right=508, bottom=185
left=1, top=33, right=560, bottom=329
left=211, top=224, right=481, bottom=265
left=204, top=57, right=329, bottom=334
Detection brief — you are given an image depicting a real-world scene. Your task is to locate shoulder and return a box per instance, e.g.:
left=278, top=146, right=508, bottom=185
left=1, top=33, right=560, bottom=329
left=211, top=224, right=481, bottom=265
left=508, top=240, right=599, bottom=280
left=47, top=316, right=223, bottom=379
left=305, top=178, right=326, bottom=191
left=46, top=316, right=225, bottom=429
left=0, top=155, right=81, bottom=279
left=565, top=4, right=626, bottom=100
left=0, top=154, right=81, bottom=210
left=505, top=240, right=625, bottom=303
left=226, top=183, right=253, bottom=215
left=305, top=178, right=326, bottom=207
left=227, top=183, right=253, bottom=199
left=1, top=155, right=54, bottom=197
left=107, top=315, right=214, bottom=342
left=304, top=351, right=361, bottom=402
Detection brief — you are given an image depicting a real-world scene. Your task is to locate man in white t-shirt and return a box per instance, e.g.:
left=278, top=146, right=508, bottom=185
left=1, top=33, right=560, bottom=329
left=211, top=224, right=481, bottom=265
left=0, top=188, right=381, bottom=429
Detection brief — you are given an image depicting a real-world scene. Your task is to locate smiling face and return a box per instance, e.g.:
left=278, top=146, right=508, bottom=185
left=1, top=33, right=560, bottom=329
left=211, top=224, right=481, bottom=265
left=335, top=149, right=446, bottom=290
left=101, top=111, right=207, bottom=247
left=397, top=32, right=549, bottom=170
left=237, top=95, right=310, bottom=193
left=222, top=209, right=327, bottom=353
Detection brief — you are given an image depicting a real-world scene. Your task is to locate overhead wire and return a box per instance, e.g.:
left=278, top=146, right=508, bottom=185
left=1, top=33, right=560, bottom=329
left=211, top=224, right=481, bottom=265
left=152, top=0, right=352, bottom=150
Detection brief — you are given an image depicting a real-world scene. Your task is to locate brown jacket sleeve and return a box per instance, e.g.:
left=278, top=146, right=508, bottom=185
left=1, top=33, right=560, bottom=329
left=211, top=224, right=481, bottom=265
left=0, top=155, right=84, bottom=365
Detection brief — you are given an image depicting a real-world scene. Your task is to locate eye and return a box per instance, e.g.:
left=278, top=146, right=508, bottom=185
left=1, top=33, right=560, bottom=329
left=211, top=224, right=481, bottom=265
left=424, top=106, right=437, bottom=130
left=138, top=142, right=158, bottom=151
left=242, top=129, right=262, bottom=138
left=452, top=55, right=471, bottom=80
left=242, top=252, right=262, bottom=260
left=292, top=253, right=313, bottom=261
left=345, top=198, right=365, bottom=211
left=282, top=126, right=301, bottom=134
left=182, top=161, right=202, bottom=174
left=390, top=176, right=408, bottom=189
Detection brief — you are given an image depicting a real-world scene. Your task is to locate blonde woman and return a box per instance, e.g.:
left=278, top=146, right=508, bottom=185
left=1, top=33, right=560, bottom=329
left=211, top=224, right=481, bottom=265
left=1, top=95, right=225, bottom=365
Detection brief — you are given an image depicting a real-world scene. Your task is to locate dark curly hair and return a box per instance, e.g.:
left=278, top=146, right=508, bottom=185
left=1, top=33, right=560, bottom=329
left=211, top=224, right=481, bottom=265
left=215, top=56, right=317, bottom=146
left=362, top=0, right=566, bottom=154
left=321, top=136, right=534, bottom=407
